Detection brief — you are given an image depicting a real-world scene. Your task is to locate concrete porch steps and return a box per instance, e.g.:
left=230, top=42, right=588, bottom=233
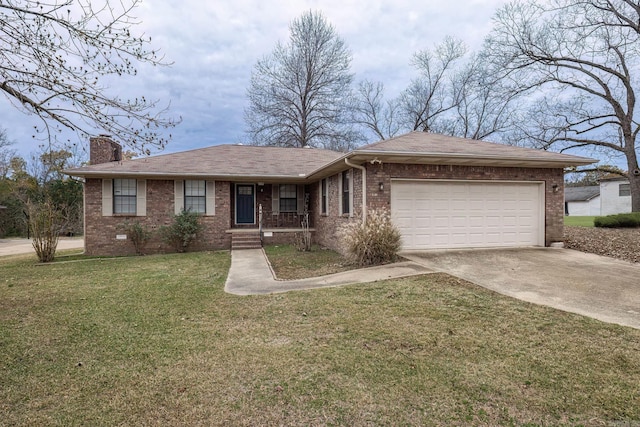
left=231, top=232, right=262, bottom=250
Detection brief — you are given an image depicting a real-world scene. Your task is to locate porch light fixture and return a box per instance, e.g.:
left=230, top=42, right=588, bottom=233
left=552, top=183, right=559, bottom=193
left=379, top=182, right=384, bottom=191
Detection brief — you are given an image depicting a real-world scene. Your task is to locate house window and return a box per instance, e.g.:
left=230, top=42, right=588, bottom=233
left=185, top=180, right=206, bottom=213
left=279, top=184, right=297, bottom=212
left=342, top=170, right=350, bottom=215
left=321, top=178, right=328, bottom=214
left=113, top=178, right=137, bottom=214
left=620, top=183, right=631, bottom=197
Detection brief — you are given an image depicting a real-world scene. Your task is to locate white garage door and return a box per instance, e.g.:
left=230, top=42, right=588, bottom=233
left=391, top=180, right=544, bottom=250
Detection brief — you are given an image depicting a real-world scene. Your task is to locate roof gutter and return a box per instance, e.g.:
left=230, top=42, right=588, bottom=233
left=344, top=158, right=366, bottom=222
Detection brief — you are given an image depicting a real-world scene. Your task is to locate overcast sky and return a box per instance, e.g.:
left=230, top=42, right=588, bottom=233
left=1, top=0, right=511, bottom=160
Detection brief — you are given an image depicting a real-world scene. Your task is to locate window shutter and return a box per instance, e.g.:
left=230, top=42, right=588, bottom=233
left=348, top=170, right=354, bottom=217
left=102, top=179, right=113, bottom=216
left=136, top=180, right=146, bottom=216
left=206, top=181, right=215, bottom=215
left=174, top=180, right=184, bottom=215
left=326, top=178, right=330, bottom=215
left=338, top=173, right=343, bottom=215
left=297, top=185, right=304, bottom=214
left=271, top=185, right=279, bottom=215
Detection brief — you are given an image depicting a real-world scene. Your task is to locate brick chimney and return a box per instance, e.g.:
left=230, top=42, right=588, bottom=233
left=89, top=135, right=123, bottom=165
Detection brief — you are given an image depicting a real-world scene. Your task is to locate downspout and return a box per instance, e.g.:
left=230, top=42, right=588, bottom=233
left=344, top=158, right=366, bottom=222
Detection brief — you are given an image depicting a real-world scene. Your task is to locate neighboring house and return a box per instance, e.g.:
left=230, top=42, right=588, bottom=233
left=65, top=132, right=594, bottom=256
left=564, top=178, right=631, bottom=216
left=564, top=186, right=601, bottom=216
left=600, top=177, right=632, bottom=216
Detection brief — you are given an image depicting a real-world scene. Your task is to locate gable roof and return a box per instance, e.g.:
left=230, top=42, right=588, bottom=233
left=65, top=132, right=596, bottom=181
left=65, top=144, right=342, bottom=182
left=307, top=132, right=595, bottom=179
left=565, top=186, right=600, bottom=202
left=356, top=132, right=592, bottom=166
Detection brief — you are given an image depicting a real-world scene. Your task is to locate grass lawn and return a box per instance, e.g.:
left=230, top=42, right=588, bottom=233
left=564, top=216, right=596, bottom=227
left=264, top=244, right=353, bottom=279
left=2, top=252, right=640, bottom=426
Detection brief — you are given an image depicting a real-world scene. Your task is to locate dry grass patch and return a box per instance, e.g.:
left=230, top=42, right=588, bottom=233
left=264, top=244, right=353, bottom=279
left=1, top=252, right=640, bottom=426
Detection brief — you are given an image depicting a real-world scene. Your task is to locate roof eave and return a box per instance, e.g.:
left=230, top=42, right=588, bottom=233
left=348, top=150, right=597, bottom=168
left=63, top=169, right=310, bottom=182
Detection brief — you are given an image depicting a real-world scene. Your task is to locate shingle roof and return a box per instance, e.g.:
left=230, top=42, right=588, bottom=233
left=564, top=186, right=600, bottom=202
left=66, top=144, right=343, bottom=180
left=65, top=132, right=596, bottom=180
left=353, top=132, right=594, bottom=166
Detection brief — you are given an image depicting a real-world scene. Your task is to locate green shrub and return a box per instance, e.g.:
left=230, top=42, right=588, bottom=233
left=594, top=212, right=640, bottom=228
left=120, top=221, right=152, bottom=255
left=340, top=208, right=401, bottom=267
left=160, top=210, right=203, bottom=252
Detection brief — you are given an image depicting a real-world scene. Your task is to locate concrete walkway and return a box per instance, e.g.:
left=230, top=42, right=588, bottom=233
left=0, top=237, right=84, bottom=257
left=224, top=249, right=433, bottom=295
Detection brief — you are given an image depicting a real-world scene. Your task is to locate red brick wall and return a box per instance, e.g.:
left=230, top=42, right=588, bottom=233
left=84, top=178, right=231, bottom=256
left=312, top=163, right=565, bottom=252
left=85, top=164, right=564, bottom=255
left=313, top=169, right=361, bottom=253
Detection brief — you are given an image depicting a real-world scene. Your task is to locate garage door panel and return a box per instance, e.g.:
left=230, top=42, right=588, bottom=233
left=391, top=181, right=543, bottom=250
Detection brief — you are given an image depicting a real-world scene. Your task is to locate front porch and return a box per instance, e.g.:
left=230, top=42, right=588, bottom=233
left=230, top=182, right=313, bottom=229
left=227, top=182, right=314, bottom=249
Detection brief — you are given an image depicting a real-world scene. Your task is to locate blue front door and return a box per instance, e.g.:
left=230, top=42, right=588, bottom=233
left=236, top=184, right=255, bottom=224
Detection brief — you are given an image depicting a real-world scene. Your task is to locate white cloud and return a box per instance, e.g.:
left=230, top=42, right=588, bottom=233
left=0, top=0, right=509, bottom=159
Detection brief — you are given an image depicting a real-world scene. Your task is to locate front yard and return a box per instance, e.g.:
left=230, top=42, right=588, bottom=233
left=2, top=251, right=640, bottom=426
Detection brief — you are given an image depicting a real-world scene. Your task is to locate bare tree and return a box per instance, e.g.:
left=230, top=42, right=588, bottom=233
left=0, top=0, right=178, bottom=153
left=440, top=56, right=521, bottom=141
left=245, top=11, right=361, bottom=150
left=486, top=0, right=640, bottom=211
left=351, top=80, right=402, bottom=140
left=0, top=128, right=17, bottom=178
left=398, top=37, right=466, bottom=133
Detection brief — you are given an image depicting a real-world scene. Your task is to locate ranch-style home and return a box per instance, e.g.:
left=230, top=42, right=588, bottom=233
left=65, top=132, right=594, bottom=256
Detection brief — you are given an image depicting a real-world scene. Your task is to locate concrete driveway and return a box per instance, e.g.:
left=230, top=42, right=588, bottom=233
left=0, top=237, right=84, bottom=257
left=402, top=248, right=640, bottom=330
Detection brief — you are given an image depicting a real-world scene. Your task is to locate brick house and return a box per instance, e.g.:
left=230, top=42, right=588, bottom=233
left=65, top=132, right=594, bottom=256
